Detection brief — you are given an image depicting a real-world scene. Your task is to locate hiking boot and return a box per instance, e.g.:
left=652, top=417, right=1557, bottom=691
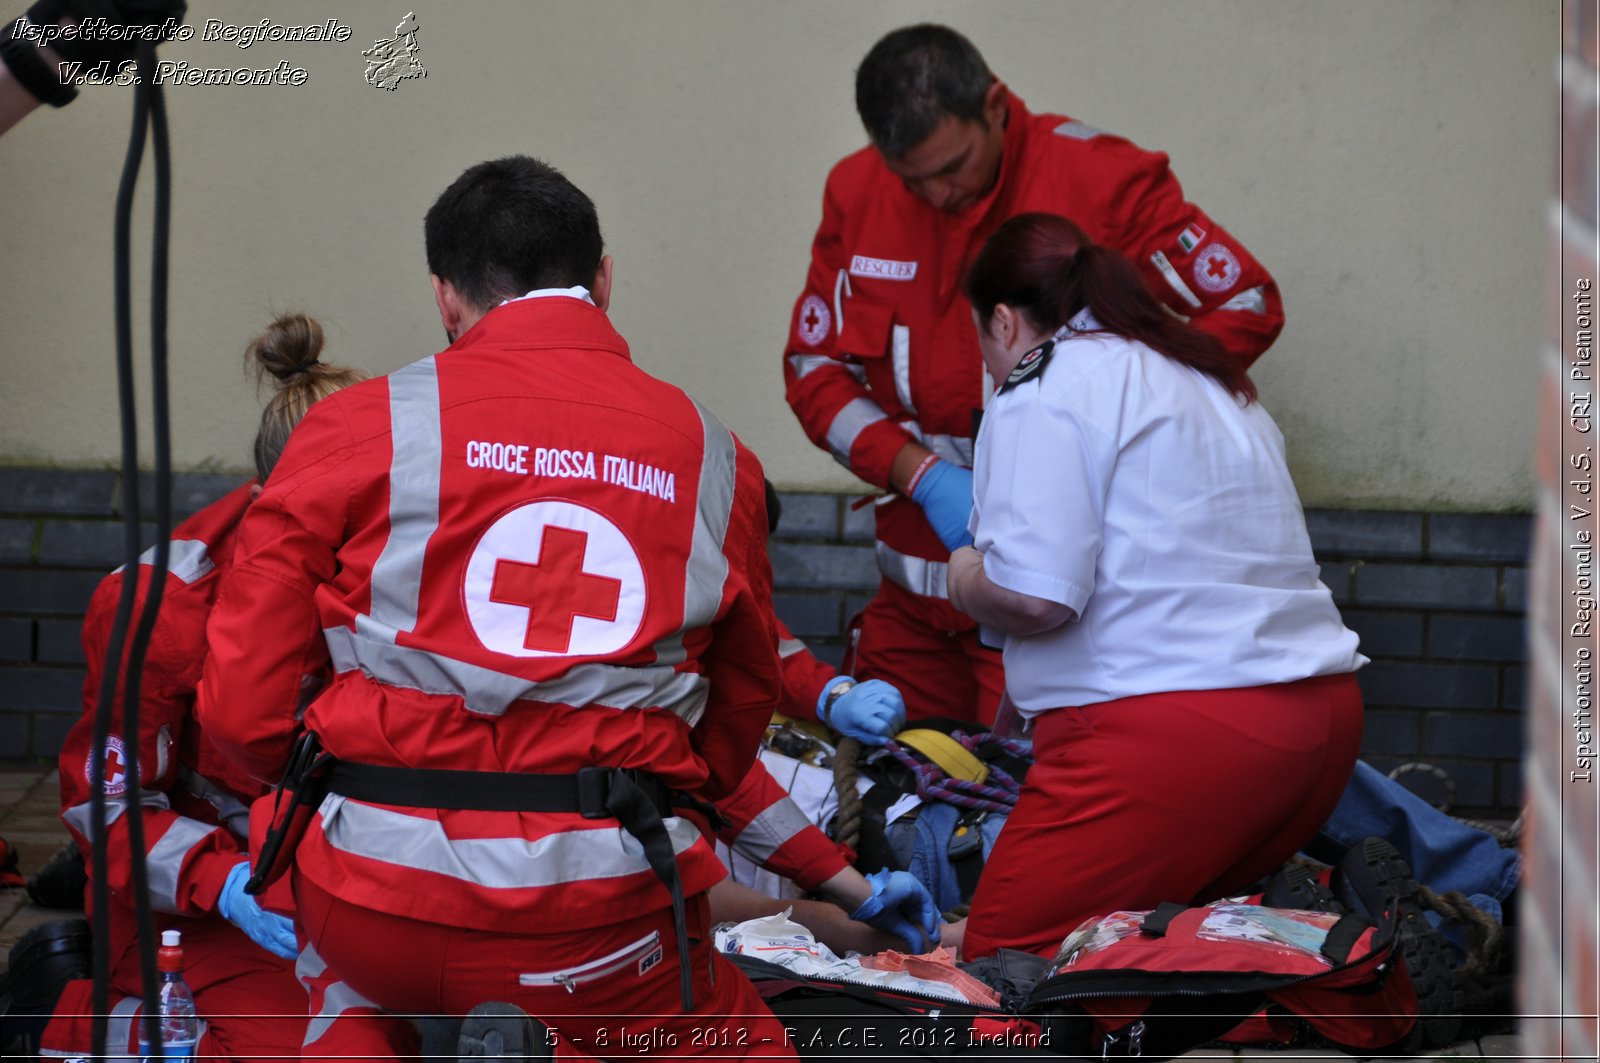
left=1262, top=862, right=1342, bottom=913
left=458, top=1002, right=551, bottom=1060
left=26, top=844, right=86, bottom=911
left=1332, top=837, right=1461, bottom=1049
left=0, top=918, right=92, bottom=1056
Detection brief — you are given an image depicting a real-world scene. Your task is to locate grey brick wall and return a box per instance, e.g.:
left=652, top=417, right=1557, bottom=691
left=0, top=470, right=1530, bottom=817
left=0, top=470, right=235, bottom=761
left=774, top=496, right=1530, bottom=818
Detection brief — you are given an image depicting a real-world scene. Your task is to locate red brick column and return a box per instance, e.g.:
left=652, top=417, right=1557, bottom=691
left=1523, top=3, right=1599, bottom=1056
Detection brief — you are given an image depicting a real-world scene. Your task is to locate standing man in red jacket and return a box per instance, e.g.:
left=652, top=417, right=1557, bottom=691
left=783, top=25, right=1283, bottom=724
left=198, top=156, right=795, bottom=1059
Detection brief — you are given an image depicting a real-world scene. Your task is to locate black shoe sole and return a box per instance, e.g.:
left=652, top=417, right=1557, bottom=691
left=26, top=843, right=87, bottom=911
left=1334, top=837, right=1461, bottom=1050
left=2, top=919, right=92, bottom=1007
left=458, top=1002, right=550, bottom=1060
left=1263, top=862, right=1343, bottom=913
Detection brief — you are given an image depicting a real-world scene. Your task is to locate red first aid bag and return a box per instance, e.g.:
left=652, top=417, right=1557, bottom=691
left=1022, top=899, right=1418, bottom=1058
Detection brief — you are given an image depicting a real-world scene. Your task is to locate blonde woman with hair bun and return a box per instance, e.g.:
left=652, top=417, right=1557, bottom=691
left=247, top=313, right=367, bottom=484
left=31, top=315, right=363, bottom=1060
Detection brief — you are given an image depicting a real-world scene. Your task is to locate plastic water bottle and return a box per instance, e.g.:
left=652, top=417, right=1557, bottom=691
left=137, top=930, right=199, bottom=1061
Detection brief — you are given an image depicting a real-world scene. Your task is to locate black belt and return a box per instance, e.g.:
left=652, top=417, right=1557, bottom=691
left=325, top=762, right=675, bottom=818
left=326, top=760, right=696, bottom=1011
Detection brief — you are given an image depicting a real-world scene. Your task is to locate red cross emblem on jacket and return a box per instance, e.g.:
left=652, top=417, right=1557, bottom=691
left=490, top=525, right=622, bottom=653
left=464, top=499, right=646, bottom=658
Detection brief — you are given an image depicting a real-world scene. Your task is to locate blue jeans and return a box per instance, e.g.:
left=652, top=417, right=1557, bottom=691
left=1306, top=759, right=1521, bottom=930
left=899, top=800, right=1010, bottom=914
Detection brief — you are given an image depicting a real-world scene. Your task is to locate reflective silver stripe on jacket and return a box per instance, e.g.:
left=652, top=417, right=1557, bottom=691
left=115, top=538, right=213, bottom=585
left=145, top=816, right=224, bottom=913
left=651, top=400, right=737, bottom=670
left=106, top=995, right=142, bottom=1059
left=730, top=794, right=816, bottom=868
left=62, top=789, right=171, bottom=837
left=178, top=766, right=250, bottom=838
left=891, top=324, right=915, bottom=415
left=825, top=397, right=889, bottom=465
left=299, top=941, right=382, bottom=1048
left=833, top=268, right=851, bottom=337
left=324, top=626, right=710, bottom=724
left=1219, top=285, right=1269, bottom=314
left=788, top=350, right=867, bottom=385
left=777, top=637, right=807, bottom=659
left=358, top=356, right=442, bottom=648
left=786, top=352, right=833, bottom=380
left=316, top=794, right=707, bottom=888
left=877, top=541, right=949, bottom=600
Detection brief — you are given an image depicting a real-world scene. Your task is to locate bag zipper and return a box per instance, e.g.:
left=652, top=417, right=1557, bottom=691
left=1026, top=927, right=1396, bottom=1008
left=519, top=930, right=661, bottom=993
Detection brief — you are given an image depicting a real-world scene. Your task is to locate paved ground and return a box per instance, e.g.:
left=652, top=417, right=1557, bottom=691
left=0, top=761, right=1520, bottom=1060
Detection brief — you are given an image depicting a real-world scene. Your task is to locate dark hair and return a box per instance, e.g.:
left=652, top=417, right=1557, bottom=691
left=855, top=24, right=993, bottom=158
left=246, top=313, right=368, bottom=481
left=763, top=478, right=783, bottom=535
left=423, top=155, right=604, bottom=314
left=965, top=213, right=1256, bottom=401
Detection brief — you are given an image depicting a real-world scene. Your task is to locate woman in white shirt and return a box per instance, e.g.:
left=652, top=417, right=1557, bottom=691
left=949, top=212, right=1365, bottom=960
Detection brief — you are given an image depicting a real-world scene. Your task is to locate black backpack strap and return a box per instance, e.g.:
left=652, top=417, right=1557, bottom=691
left=948, top=810, right=987, bottom=903
left=1139, top=902, right=1189, bottom=937
left=849, top=780, right=910, bottom=873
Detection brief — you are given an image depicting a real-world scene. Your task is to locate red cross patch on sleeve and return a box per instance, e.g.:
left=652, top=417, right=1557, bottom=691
left=1193, top=243, right=1241, bottom=293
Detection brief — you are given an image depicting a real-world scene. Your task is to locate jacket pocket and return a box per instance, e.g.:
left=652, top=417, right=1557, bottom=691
left=518, top=930, right=664, bottom=992
left=836, top=296, right=895, bottom=361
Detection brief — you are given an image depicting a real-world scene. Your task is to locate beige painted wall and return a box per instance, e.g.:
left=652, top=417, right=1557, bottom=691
left=0, top=0, right=1553, bottom=509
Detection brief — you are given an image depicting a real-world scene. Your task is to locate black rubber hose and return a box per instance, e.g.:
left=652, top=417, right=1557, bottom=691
left=90, top=37, right=169, bottom=1058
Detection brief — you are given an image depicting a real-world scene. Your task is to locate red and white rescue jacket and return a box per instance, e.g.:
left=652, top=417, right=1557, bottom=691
left=775, top=618, right=836, bottom=724
left=783, top=92, right=1283, bottom=604
left=197, top=295, right=780, bottom=933
left=706, top=758, right=852, bottom=892
left=701, top=620, right=852, bottom=889
left=59, top=484, right=265, bottom=928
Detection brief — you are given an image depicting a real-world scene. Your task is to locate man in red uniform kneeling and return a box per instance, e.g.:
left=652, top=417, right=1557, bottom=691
left=198, top=156, right=796, bottom=1061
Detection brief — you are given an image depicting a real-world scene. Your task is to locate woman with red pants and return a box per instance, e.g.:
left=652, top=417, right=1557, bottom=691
left=949, top=213, right=1366, bottom=960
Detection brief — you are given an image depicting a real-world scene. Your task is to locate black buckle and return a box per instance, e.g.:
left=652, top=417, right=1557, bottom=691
left=577, top=766, right=615, bottom=819
left=948, top=811, right=987, bottom=860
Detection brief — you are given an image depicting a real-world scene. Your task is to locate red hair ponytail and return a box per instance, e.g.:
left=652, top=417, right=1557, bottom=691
left=966, top=213, right=1255, bottom=402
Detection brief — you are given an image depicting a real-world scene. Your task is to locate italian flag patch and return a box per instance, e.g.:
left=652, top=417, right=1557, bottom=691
left=1177, top=224, right=1206, bottom=254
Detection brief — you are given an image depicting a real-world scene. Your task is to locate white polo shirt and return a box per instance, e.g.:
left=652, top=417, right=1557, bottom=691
left=971, top=311, right=1365, bottom=715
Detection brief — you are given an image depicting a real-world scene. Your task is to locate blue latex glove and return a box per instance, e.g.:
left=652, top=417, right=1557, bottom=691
left=817, top=678, right=905, bottom=746
left=216, top=861, right=298, bottom=959
left=909, top=459, right=975, bottom=551
left=850, top=868, right=941, bottom=953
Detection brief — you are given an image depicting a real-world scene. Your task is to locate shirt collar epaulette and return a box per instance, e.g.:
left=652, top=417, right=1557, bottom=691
left=998, top=338, right=1055, bottom=394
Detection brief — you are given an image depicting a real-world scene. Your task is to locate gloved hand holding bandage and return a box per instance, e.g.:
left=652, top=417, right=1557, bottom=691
left=817, top=678, right=905, bottom=746
left=849, top=868, right=941, bottom=954
left=217, top=860, right=298, bottom=959
left=908, top=458, right=975, bottom=551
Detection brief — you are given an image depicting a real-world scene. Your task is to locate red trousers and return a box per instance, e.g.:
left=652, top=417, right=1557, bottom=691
left=295, top=875, right=796, bottom=1061
left=853, top=578, right=1004, bottom=725
left=38, top=914, right=305, bottom=1060
left=964, top=673, right=1364, bottom=959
